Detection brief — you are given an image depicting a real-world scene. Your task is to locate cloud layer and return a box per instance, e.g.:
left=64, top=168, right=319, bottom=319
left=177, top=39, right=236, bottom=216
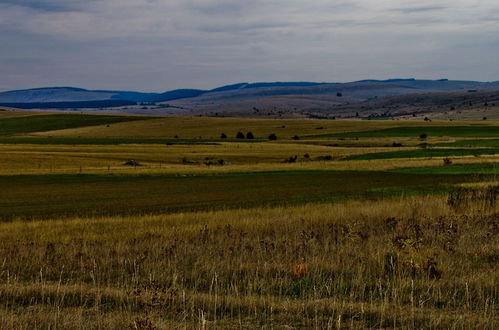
left=1, top=0, right=499, bottom=91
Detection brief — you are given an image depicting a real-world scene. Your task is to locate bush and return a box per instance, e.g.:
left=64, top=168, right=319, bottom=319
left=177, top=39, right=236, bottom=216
left=284, top=155, right=298, bottom=163
left=220, top=133, right=227, bottom=139
left=236, top=132, right=245, bottom=139
left=419, top=133, right=428, bottom=139
left=268, top=133, right=277, bottom=140
left=443, top=158, right=453, bottom=166
left=246, top=132, right=254, bottom=139
left=292, top=135, right=300, bottom=140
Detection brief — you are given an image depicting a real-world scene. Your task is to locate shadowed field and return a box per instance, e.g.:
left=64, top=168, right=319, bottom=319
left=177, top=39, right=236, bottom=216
left=0, top=113, right=154, bottom=136
left=309, top=125, right=499, bottom=139
left=0, top=171, right=482, bottom=220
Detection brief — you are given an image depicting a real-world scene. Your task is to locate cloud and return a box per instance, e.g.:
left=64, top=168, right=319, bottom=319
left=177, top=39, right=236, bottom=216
left=0, top=0, right=499, bottom=91
left=0, top=0, right=92, bottom=12
left=393, top=6, right=448, bottom=14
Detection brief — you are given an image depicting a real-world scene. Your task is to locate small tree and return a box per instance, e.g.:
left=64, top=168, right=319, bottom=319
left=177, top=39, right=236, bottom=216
left=246, top=132, right=254, bottom=139
left=419, top=133, right=428, bottom=139
left=268, top=133, right=277, bottom=141
left=236, top=131, right=245, bottom=139
left=292, top=135, right=300, bottom=140
left=220, top=133, right=227, bottom=139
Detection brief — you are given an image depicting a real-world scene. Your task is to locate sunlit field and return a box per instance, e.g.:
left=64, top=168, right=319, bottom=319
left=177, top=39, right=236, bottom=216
left=0, top=112, right=497, bottom=328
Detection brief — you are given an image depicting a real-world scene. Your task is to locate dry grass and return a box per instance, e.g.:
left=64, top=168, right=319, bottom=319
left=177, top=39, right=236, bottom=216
left=32, top=117, right=499, bottom=139
left=0, top=142, right=397, bottom=175
left=0, top=194, right=497, bottom=328
left=0, top=110, right=45, bottom=119
left=0, top=142, right=498, bottom=176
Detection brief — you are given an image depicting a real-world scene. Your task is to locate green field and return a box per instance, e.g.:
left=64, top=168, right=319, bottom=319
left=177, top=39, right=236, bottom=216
left=308, top=125, right=499, bottom=138
left=0, top=170, right=480, bottom=220
left=437, top=139, right=499, bottom=148
left=0, top=114, right=152, bottom=136
left=346, top=148, right=499, bottom=160
left=393, top=162, right=499, bottom=174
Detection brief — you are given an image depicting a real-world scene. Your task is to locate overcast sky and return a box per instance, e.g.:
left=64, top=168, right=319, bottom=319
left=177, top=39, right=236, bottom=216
left=1, top=0, right=499, bottom=92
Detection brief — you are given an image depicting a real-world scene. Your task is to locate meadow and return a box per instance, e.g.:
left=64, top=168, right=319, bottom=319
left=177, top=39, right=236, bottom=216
left=0, top=111, right=497, bottom=328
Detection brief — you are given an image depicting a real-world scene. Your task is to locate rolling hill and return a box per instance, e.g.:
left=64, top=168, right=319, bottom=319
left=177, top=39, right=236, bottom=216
left=1, top=79, right=499, bottom=119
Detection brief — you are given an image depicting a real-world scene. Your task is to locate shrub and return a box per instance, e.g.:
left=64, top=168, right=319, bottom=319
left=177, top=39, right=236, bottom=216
left=246, top=132, right=254, bottom=139
left=220, top=133, right=227, bottom=139
left=419, top=133, right=428, bottom=139
left=292, top=135, right=300, bottom=140
left=268, top=133, right=277, bottom=140
left=236, top=132, right=245, bottom=139
left=443, top=158, right=453, bottom=166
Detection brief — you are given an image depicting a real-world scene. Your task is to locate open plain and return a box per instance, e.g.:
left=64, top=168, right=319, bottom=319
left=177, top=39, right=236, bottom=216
left=0, top=111, right=497, bottom=328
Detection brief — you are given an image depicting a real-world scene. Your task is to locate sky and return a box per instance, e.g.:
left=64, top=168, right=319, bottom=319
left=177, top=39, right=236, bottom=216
left=1, top=0, right=499, bottom=92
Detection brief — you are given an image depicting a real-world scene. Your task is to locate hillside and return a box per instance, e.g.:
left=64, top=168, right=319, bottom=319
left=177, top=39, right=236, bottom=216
left=1, top=80, right=499, bottom=120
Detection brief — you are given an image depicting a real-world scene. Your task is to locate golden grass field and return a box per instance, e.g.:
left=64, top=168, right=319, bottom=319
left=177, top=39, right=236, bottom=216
left=31, top=116, right=498, bottom=140
left=0, top=195, right=497, bottom=328
left=0, top=143, right=498, bottom=176
left=0, top=112, right=497, bottom=328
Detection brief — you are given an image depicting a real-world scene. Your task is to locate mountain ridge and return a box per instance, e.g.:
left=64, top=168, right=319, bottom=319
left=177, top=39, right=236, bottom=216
left=3, top=79, right=499, bottom=104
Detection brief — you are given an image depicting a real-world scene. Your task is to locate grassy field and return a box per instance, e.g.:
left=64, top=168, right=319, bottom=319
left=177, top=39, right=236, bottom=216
left=0, top=109, right=48, bottom=119
left=0, top=113, right=153, bottom=136
left=309, top=125, right=499, bottom=139
left=0, top=195, right=497, bottom=328
left=437, top=139, right=499, bottom=148
left=31, top=116, right=498, bottom=139
left=0, top=170, right=484, bottom=220
left=346, top=148, right=499, bottom=160
left=393, top=162, right=499, bottom=175
left=0, top=112, right=498, bottom=328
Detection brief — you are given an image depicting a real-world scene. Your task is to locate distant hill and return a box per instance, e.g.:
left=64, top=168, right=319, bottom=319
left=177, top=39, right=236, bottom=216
left=2, top=80, right=498, bottom=104
left=0, top=100, right=136, bottom=110
left=1, top=80, right=499, bottom=116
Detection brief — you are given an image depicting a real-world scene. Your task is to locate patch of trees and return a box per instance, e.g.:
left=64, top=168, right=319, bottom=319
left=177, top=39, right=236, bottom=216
left=235, top=131, right=255, bottom=139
